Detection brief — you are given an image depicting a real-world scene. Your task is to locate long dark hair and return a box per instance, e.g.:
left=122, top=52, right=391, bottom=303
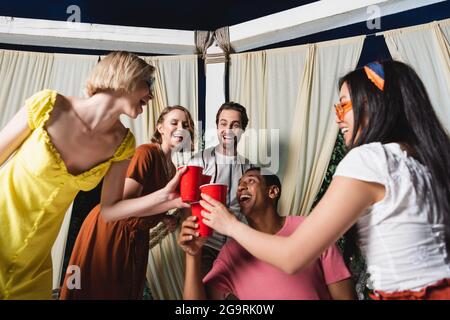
left=339, top=60, right=450, bottom=259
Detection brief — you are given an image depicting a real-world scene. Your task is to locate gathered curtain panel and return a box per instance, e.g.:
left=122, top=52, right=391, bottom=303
left=214, top=26, right=233, bottom=55
left=384, top=18, right=450, bottom=132
left=229, top=36, right=364, bottom=218
left=195, top=30, right=214, bottom=59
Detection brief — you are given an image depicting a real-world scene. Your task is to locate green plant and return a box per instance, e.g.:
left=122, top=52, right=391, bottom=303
left=312, top=133, right=346, bottom=207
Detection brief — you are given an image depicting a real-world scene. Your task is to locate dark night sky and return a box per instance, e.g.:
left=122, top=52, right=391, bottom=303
left=0, top=0, right=319, bottom=30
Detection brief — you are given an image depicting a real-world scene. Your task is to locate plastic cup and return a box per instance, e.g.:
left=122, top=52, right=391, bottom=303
left=191, top=202, right=213, bottom=237
left=178, top=165, right=203, bottom=203
left=201, top=174, right=212, bottom=185
left=196, top=184, right=227, bottom=237
left=199, top=183, right=228, bottom=205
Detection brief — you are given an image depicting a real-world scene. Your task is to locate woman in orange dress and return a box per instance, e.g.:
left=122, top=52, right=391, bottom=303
left=60, top=106, right=195, bottom=299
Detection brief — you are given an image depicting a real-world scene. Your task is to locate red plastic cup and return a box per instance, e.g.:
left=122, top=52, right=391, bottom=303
left=201, top=174, right=212, bottom=185
left=199, top=183, right=228, bottom=205
left=178, top=165, right=203, bottom=203
left=191, top=202, right=213, bottom=237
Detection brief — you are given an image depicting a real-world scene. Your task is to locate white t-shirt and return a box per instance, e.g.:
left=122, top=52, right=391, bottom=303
left=334, top=142, right=450, bottom=293
left=189, top=146, right=255, bottom=251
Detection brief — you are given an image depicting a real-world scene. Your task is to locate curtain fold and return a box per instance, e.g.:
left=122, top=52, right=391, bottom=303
left=0, top=50, right=54, bottom=129
left=229, top=36, right=364, bottom=217
left=285, top=37, right=364, bottom=215
left=214, top=26, right=233, bottom=55
left=229, top=50, right=269, bottom=165
left=48, top=53, right=98, bottom=96
left=384, top=18, right=450, bottom=132
left=195, top=30, right=214, bottom=59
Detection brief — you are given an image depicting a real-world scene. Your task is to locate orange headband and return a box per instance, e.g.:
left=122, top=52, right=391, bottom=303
left=363, top=62, right=385, bottom=91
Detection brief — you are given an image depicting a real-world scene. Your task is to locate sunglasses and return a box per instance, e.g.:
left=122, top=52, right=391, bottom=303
left=334, top=100, right=352, bottom=121
left=145, top=77, right=155, bottom=95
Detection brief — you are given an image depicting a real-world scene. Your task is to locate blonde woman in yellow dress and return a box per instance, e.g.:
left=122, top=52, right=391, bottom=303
left=0, top=51, right=188, bottom=300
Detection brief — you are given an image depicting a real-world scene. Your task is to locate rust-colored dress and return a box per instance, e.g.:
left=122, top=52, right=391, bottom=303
left=60, top=143, right=175, bottom=299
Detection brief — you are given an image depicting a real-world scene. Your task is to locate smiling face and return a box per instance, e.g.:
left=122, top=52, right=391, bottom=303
left=237, top=169, right=280, bottom=217
left=217, top=109, right=243, bottom=150
left=120, top=79, right=153, bottom=119
left=157, top=109, right=191, bottom=150
left=336, top=82, right=356, bottom=147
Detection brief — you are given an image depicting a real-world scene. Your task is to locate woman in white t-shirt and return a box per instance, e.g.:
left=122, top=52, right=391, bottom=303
left=198, top=60, right=450, bottom=299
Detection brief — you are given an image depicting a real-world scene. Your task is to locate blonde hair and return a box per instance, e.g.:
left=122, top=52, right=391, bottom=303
left=151, top=106, right=195, bottom=151
left=86, top=51, right=155, bottom=97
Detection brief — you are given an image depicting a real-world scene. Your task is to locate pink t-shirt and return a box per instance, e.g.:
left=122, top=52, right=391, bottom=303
left=203, top=216, right=352, bottom=300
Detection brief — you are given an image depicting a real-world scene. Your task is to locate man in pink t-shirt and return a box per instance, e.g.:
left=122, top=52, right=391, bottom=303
left=179, top=168, right=356, bottom=300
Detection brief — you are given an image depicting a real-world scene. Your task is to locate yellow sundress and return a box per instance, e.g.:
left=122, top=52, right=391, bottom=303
left=0, top=90, right=136, bottom=299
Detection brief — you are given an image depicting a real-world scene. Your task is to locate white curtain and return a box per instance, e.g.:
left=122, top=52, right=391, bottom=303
left=48, top=53, right=98, bottom=97
left=229, top=46, right=308, bottom=179
left=0, top=50, right=54, bottom=129
left=384, top=18, right=450, bottom=132
left=0, top=50, right=98, bottom=290
left=229, top=36, right=364, bottom=217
